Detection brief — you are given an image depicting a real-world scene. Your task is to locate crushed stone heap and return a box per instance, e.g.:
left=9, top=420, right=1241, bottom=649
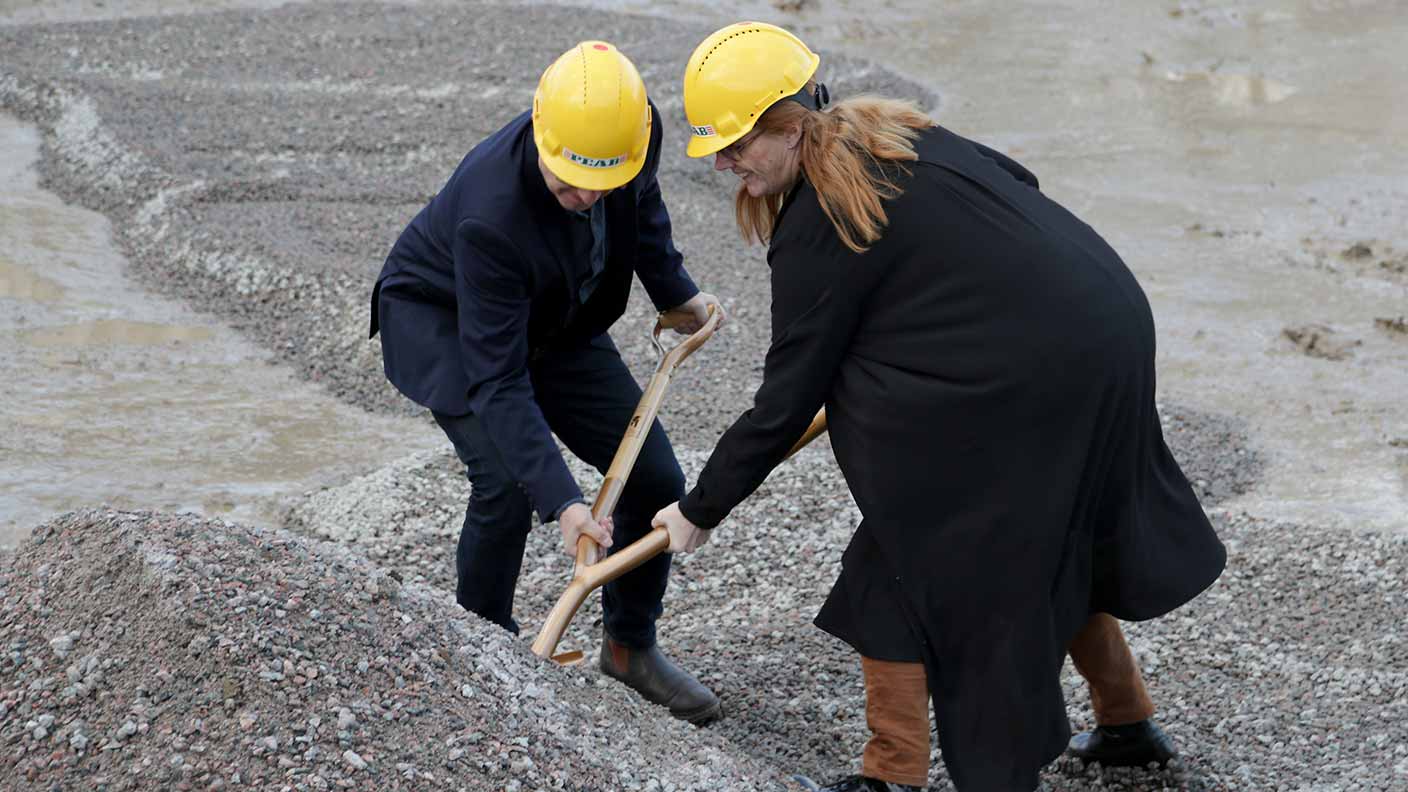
left=0, top=509, right=783, bottom=791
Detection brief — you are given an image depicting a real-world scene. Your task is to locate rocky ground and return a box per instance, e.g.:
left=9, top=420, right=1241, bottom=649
left=2, top=1, right=1405, bottom=790
left=1, top=509, right=780, bottom=791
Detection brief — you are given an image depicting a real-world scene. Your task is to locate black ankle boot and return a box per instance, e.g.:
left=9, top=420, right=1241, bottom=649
left=1067, top=719, right=1177, bottom=767
left=599, top=630, right=722, bottom=725
left=792, top=774, right=924, bottom=792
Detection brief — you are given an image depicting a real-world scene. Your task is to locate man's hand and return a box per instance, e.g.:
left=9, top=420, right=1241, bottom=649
left=652, top=502, right=711, bottom=554
left=665, top=292, right=727, bottom=335
left=559, top=502, right=613, bottom=557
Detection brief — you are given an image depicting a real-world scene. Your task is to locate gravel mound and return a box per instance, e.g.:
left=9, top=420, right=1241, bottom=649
left=282, top=442, right=1407, bottom=790
left=0, top=509, right=783, bottom=791
left=8, top=503, right=1404, bottom=791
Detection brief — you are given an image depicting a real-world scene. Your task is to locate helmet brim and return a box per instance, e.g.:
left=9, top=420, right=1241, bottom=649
left=686, top=127, right=748, bottom=159
left=539, top=147, right=647, bottom=191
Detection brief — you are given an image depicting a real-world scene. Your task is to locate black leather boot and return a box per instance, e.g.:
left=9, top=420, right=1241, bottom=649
left=792, top=774, right=923, bottom=792
left=599, top=630, right=722, bottom=725
left=1067, top=719, right=1177, bottom=767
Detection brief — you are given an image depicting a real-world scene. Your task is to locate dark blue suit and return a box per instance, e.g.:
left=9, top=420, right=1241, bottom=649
left=371, top=105, right=699, bottom=645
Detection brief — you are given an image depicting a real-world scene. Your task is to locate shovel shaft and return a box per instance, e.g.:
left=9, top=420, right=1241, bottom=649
left=531, top=526, right=670, bottom=659
left=785, top=409, right=828, bottom=460
left=531, top=312, right=834, bottom=662
left=532, top=308, right=719, bottom=660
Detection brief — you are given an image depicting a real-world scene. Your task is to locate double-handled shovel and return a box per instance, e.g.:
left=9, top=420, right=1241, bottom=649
left=530, top=304, right=829, bottom=662
left=529, top=305, right=721, bottom=664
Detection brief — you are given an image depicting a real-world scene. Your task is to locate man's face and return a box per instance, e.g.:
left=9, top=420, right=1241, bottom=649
left=538, top=154, right=613, bottom=212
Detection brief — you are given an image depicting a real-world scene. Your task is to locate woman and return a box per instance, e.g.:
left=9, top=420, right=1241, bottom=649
left=652, top=22, right=1226, bottom=792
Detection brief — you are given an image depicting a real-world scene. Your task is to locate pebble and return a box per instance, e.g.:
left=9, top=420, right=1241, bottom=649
left=48, top=634, right=75, bottom=660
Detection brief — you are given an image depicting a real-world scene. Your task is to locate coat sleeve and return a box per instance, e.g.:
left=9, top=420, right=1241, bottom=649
left=971, top=139, right=1040, bottom=190
left=455, top=218, right=583, bottom=523
left=678, top=192, right=880, bottom=529
left=632, top=104, right=699, bottom=312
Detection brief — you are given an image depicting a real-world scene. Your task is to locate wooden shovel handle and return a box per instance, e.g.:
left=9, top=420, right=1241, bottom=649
left=533, top=404, right=829, bottom=662
left=785, top=408, right=828, bottom=460
left=531, top=308, right=719, bottom=660
left=533, top=526, right=671, bottom=661
left=573, top=305, right=722, bottom=567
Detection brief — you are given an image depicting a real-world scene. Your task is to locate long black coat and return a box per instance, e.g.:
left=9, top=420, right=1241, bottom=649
left=679, top=124, right=1226, bottom=791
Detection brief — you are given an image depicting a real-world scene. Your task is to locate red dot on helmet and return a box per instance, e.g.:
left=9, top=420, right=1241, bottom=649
left=593, top=44, right=609, bottom=51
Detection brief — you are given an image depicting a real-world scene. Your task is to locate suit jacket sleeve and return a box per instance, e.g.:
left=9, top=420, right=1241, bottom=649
left=971, top=139, right=1040, bottom=189
left=455, top=218, right=582, bottom=522
left=679, top=188, right=881, bottom=529
left=632, top=105, right=699, bottom=311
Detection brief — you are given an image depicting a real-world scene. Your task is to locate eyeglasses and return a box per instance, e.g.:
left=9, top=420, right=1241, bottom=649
left=717, top=130, right=763, bottom=161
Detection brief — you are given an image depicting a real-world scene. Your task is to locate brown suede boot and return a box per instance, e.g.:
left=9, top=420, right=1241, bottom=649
left=599, top=630, right=722, bottom=725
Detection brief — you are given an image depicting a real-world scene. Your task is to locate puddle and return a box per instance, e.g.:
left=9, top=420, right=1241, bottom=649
left=0, top=112, right=441, bottom=547
left=0, top=257, right=65, bottom=301
left=1162, top=70, right=1299, bottom=106
left=18, top=318, right=215, bottom=346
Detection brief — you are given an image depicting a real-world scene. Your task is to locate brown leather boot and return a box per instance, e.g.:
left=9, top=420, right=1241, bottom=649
left=599, top=630, right=723, bottom=725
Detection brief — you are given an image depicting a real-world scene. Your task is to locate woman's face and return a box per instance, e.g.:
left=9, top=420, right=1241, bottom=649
left=713, top=123, right=801, bottom=198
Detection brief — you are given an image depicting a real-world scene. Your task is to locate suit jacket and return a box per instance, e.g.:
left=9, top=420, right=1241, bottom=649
left=371, top=103, right=698, bottom=521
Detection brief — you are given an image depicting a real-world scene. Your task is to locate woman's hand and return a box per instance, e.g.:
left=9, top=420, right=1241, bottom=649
left=559, top=502, right=612, bottom=556
left=652, top=501, right=711, bottom=554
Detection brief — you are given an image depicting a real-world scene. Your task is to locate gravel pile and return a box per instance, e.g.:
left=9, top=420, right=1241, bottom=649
left=0, top=509, right=782, bottom=791
left=6, top=496, right=1405, bottom=791
left=2, top=2, right=1404, bottom=790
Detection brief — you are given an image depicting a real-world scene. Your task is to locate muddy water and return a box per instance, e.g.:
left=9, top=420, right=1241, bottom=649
left=0, top=114, right=439, bottom=547
left=2, top=0, right=1404, bottom=536
left=593, top=0, right=1408, bottom=533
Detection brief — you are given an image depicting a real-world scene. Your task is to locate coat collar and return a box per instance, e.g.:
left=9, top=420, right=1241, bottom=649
left=517, top=120, right=563, bottom=216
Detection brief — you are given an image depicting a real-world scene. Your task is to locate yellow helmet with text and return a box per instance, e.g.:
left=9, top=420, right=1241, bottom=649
left=533, top=41, right=653, bottom=191
left=682, top=21, right=820, bottom=158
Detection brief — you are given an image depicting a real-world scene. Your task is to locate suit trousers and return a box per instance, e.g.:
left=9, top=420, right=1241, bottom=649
left=431, top=333, right=685, bottom=648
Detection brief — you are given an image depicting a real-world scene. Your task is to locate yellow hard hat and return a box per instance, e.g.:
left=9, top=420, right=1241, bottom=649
left=533, top=41, right=653, bottom=191
left=683, top=21, right=820, bottom=158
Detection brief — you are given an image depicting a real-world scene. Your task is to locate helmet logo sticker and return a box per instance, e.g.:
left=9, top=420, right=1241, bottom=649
left=691, top=124, right=717, bottom=137
left=562, top=147, right=626, bottom=169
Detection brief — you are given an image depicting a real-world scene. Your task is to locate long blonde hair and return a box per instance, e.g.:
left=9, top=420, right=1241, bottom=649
left=735, top=85, right=934, bottom=253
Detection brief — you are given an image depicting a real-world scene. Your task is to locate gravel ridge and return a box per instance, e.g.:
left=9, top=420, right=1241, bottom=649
left=1, top=509, right=784, bottom=790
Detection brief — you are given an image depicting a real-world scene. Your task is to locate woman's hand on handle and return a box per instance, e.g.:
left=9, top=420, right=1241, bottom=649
left=653, top=501, right=711, bottom=554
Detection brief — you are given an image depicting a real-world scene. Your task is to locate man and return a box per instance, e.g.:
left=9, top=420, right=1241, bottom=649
left=370, top=41, right=724, bottom=725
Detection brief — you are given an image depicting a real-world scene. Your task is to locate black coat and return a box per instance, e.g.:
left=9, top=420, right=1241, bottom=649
left=679, top=124, right=1225, bottom=791
left=370, top=104, right=698, bottom=522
